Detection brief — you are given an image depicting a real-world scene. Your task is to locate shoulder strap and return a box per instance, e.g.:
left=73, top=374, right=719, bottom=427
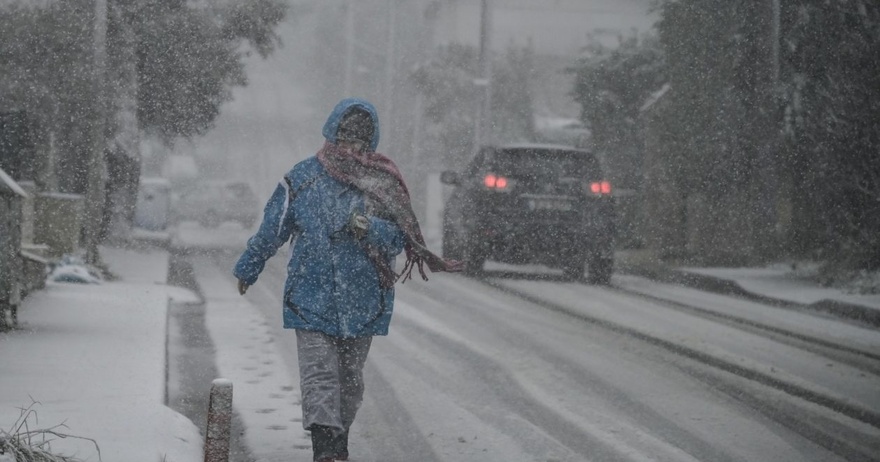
left=284, top=171, right=324, bottom=203
left=283, top=172, right=324, bottom=244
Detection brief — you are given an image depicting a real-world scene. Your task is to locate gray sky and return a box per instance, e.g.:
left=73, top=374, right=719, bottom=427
left=177, top=0, right=659, bottom=196
left=434, top=0, right=657, bottom=55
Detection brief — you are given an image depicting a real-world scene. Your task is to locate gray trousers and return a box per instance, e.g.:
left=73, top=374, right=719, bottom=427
left=296, top=329, right=373, bottom=435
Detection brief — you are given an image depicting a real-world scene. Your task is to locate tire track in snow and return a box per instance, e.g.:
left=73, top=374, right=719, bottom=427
left=476, top=276, right=880, bottom=430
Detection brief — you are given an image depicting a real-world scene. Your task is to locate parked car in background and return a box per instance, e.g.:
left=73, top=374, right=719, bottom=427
left=170, top=180, right=260, bottom=228
left=440, top=144, right=616, bottom=283
left=134, top=177, right=171, bottom=231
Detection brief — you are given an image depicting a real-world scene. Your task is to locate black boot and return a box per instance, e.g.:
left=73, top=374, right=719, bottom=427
left=331, top=429, right=349, bottom=461
left=309, top=425, right=335, bottom=462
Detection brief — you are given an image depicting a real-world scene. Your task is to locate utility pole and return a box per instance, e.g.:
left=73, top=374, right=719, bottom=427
left=473, top=0, right=493, bottom=153
left=754, top=0, right=781, bottom=258
left=382, top=0, right=398, bottom=155
left=384, top=0, right=397, bottom=125
left=771, top=0, right=780, bottom=82
left=411, top=0, right=433, bottom=164
left=343, top=0, right=355, bottom=96
left=84, top=0, right=108, bottom=265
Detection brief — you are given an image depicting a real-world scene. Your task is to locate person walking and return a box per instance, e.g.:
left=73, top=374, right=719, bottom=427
left=233, top=97, right=463, bottom=461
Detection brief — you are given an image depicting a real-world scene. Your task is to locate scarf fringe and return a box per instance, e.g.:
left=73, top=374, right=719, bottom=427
left=317, top=142, right=462, bottom=288
left=398, top=253, right=429, bottom=285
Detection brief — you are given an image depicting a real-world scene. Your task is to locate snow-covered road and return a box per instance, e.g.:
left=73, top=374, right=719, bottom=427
left=186, top=247, right=880, bottom=462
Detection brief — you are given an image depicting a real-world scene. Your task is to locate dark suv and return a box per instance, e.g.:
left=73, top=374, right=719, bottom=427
left=440, top=144, right=615, bottom=283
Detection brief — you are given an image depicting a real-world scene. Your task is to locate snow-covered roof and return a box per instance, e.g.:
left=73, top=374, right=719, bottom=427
left=533, top=116, right=587, bottom=132
left=639, top=83, right=671, bottom=113
left=141, top=177, right=172, bottom=187
left=489, top=142, right=588, bottom=152
left=39, top=191, right=83, bottom=200
left=0, top=0, right=57, bottom=6
left=162, top=155, right=200, bottom=180
left=0, top=167, right=28, bottom=197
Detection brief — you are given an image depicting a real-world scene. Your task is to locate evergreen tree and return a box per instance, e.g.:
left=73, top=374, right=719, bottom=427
left=643, top=0, right=877, bottom=274
left=409, top=43, right=536, bottom=169
left=0, top=0, right=288, bottom=193
left=0, top=1, right=95, bottom=193
left=569, top=32, right=665, bottom=190
left=133, top=0, right=287, bottom=141
left=780, top=0, right=880, bottom=274
left=653, top=0, right=779, bottom=264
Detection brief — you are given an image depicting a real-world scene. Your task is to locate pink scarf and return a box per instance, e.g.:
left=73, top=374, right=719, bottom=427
left=317, top=142, right=464, bottom=288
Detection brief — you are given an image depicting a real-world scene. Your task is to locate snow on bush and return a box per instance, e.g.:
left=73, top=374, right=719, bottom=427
left=1, top=402, right=100, bottom=462
left=47, top=255, right=104, bottom=285
left=844, top=270, right=880, bottom=295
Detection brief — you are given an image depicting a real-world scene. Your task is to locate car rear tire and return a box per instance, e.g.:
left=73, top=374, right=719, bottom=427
left=442, top=223, right=462, bottom=260
left=463, top=238, right=486, bottom=277
left=587, top=257, right=613, bottom=285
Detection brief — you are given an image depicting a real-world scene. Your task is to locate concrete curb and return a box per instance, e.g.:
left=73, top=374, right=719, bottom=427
left=809, top=299, right=880, bottom=328
left=616, top=258, right=880, bottom=328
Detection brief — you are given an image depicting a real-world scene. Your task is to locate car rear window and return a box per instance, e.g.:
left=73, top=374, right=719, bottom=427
left=478, top=148, right=601, bottom=180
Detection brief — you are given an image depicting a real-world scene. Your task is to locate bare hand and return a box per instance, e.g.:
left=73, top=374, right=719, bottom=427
left=349, top=213, right=370, bottom=240
left=237, top=279, right=249, bottom=295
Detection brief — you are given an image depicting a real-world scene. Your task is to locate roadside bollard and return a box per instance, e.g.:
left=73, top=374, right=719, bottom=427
left=204, top=378, right=233, bottom=462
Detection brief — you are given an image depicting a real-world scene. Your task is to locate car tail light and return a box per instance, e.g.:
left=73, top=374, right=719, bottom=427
left=589, top=181, right=612, bottom=195
left=483, top=174, right=509, bottom=190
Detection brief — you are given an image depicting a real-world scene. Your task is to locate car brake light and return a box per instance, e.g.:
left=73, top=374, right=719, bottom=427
left=484, top=174, right=509, bottom=190
left=589, top=181, right=612, bottom=195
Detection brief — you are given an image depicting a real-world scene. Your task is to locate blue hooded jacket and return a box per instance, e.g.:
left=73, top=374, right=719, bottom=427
left=233, top=98, right=405, bottom=337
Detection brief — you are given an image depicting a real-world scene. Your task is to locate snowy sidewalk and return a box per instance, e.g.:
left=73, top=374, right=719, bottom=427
left=0, top=246, right=202, bottom=462
left=190, top=256, right=312, bottom=462
left=617, top=250, right=880, bottom=326
left=682, top=266, right=880, bottom=310
left=171, top=222, right=312, bottom=461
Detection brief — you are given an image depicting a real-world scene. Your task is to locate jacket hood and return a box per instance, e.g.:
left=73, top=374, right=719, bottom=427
left=322, top=98, right=381, bottom=152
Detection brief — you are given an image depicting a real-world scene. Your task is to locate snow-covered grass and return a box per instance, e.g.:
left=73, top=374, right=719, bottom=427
left=683, top=263, right=880, bottom=310
left=834, top=269, right=880, bottom=295
left=781, top=259, right=880, bottom=295
left=0, top=246, right=203, bottom=462
left=0, top=401, right=99, bottom=462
